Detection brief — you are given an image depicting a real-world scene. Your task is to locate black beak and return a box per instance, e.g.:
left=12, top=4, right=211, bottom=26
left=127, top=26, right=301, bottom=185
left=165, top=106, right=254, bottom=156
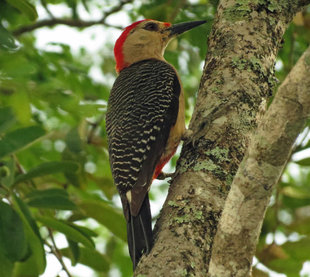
left=167, top=20, right=206, bottom=37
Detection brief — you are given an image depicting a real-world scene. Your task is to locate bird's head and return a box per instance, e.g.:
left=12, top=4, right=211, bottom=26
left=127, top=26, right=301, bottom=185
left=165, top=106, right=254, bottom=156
left=114, top=19, right=206, bottom=73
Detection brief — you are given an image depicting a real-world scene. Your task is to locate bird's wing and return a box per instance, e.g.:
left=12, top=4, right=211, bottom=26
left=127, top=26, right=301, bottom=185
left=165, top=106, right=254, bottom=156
left=106, top=59, right=180, bottom=217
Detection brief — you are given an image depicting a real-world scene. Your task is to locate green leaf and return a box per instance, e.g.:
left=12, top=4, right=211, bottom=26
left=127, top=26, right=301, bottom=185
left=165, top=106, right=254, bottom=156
left=281, top=186, right=310, bottom=199
left=282, top=237, right=310, bottom=261
left=13, top=255, right=43, bottom=277
left=294, top=157, right=310, bottom=166
left=0, top=107, right=16, bottom=134
left=0, top=201, right=27, bottom=261
left=0, top=251, right=14, bottom=277
left=78, top=199, right=127, bottom=241
left=0, top=158, right=15, bottom=187
left=66, top=239, right=80, bottom=266
left=0, top=24, right=18, bottom=51
left=81, top=0, right=89, bottom=12
left=61, top=246, right=110, bottom=272
left=24, top=188, right=77, bottom=210
left=268, top=258, right=302, bottom=277
left=5, top=0, right=38, bottom=21
left=65, top=127, right=83, bottom=153
left=27, top=196, right=76, bottom=211
left=91, top=176, right=116, bottom=200
left=110, top=236, right=132, bottom=277
left=266, top=238, right=310, bottom=277
left=0, top=126, right=45, bottom=159
left=61, top=127, right=85, bottom=187
left=7, top=90, right=31, bottom=125
left=12, top=195, right=46, bottom=275
left=288, top=217, right=310, bottom=235
left=68, top=224, right=98, bottom=238
left=12, top=195, right=41, bottom=238
left=281, top=185, right=310, bottom=209
left=14, top=161, right=79, bottom=184
left=36, top=216, right=95, bottom=249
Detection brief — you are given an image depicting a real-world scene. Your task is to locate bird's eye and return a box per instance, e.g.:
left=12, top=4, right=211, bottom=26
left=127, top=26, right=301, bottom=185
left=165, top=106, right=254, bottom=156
left=144, top=22, right=159, bottom=31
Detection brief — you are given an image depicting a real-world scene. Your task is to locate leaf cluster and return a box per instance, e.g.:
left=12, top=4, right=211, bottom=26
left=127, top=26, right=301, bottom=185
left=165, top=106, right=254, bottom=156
left=0, top=0, right=212, bottom=275
left=1, top=0, right=310, bottom=276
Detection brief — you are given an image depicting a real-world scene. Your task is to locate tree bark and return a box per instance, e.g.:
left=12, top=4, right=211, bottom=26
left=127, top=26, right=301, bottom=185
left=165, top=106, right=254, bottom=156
left=209, top=45, right=310, bottom=277
left=135, top=1, right=310, bottom=276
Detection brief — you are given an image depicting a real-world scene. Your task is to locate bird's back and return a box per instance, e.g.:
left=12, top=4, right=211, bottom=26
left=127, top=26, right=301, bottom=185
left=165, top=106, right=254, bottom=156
left=106, top=59, right=180, bottom=213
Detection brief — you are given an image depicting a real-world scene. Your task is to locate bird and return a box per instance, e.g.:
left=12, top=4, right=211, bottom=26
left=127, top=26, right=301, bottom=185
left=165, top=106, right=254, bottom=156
left=106, top=18, right=206, bottom=269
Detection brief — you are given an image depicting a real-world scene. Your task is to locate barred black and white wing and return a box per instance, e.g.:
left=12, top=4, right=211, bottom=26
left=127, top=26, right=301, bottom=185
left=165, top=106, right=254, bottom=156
left=106, top=59, right=180, bottom=216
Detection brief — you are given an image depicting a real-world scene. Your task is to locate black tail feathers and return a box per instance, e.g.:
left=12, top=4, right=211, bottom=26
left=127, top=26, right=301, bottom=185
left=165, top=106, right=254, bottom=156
left=127, top=194, right=153, bottom=269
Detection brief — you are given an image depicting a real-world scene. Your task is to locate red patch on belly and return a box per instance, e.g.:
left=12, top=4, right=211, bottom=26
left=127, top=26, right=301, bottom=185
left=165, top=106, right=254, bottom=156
left=152, top=149, right=177, bottom=180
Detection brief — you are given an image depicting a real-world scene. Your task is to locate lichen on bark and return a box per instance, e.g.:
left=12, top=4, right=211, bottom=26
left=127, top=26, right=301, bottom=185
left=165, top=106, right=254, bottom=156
left=209, top=45, right=310, bottom=277
left=134, top=1, right=310, bottom=276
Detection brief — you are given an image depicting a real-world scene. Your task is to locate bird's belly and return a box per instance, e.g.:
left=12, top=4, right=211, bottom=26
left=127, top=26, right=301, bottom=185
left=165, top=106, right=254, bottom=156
left=153, top=90, right=185, bottom=179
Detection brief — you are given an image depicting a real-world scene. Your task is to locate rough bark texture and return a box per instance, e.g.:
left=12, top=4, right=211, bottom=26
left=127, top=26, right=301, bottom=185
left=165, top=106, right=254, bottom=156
left=208, top=45, right=310, bottom=277
left=134, top=1, right=310, bottom=276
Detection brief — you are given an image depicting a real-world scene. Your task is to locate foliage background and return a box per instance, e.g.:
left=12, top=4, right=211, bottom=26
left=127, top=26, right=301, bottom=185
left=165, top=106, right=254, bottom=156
left=0, top=0, right=310, bottom=276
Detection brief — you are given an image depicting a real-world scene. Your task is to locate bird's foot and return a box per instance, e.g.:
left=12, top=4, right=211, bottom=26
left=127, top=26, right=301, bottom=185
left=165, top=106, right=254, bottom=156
left=182, top=129, right=193, bottom=141
left=156, top=172, right=174, bottom=180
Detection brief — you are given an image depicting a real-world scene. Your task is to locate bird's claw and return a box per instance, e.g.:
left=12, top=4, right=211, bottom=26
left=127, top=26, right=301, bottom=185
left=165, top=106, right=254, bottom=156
left=156, top=172, right=174, bottom=180
left=182, top=129, right=193, bottom=141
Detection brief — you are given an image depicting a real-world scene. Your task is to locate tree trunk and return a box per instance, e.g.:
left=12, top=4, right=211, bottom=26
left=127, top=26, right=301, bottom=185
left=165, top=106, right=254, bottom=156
left=209, top=44, right=310, bottom=277
left=134, top=1, right=310, bottom=276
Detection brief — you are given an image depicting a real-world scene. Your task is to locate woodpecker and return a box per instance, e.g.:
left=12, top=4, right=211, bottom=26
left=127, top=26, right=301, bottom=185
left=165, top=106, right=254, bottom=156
left=106, top=19, right=206, bottom=268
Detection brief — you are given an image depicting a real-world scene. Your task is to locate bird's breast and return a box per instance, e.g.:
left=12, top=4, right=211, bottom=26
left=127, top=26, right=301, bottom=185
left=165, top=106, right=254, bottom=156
left=153, top=87, right=185, bottom=179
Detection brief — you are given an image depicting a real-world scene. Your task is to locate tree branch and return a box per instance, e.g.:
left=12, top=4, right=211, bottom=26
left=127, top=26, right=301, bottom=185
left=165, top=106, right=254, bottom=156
left=47, top=228, right=72, bottom=277
left=209, top=45, right=310, bottom=277
left=12, top=0, right=133, bottom=37
left=134, top=0, right=310, bottom=275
